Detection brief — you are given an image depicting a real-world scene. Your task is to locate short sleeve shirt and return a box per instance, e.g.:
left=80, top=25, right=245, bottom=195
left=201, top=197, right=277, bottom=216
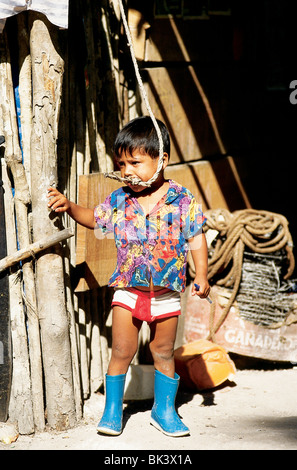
left=94, top=180, right=206, bottom=292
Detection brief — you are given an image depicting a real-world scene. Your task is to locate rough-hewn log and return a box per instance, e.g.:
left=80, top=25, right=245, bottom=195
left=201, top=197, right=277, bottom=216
left=29, top=13, right=76, bottom=430
left=0, top=30, right=35, bottom=434
left=0, top=156, right=11, bottom=424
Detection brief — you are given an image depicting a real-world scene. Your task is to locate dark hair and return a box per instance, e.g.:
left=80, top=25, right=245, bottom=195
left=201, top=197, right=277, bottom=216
left=113, top=116, right=170, bottom=160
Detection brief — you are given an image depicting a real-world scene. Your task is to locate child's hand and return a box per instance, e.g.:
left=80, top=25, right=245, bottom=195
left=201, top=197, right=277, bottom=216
left=191, top=278, right=210, bottom=299
left=47, top=187, right=70, bottom=213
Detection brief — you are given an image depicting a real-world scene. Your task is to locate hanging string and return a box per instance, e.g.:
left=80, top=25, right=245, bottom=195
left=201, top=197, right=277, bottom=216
left=104, top=0, right=164, bottom=187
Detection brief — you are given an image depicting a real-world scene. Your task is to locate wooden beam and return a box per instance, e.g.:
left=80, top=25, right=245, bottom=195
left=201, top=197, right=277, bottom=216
left=0, top=227, right=74, bottom=273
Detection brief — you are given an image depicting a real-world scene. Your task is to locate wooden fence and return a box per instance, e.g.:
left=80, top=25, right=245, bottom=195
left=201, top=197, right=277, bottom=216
left=0, top=1, right=135, bottom=434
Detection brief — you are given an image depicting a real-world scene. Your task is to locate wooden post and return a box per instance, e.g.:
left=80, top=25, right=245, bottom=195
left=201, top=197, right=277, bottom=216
left=0, top=141, right=11, bottom=423
left=1, top=158, right=35, bottom=434
left=29, top=13, right=76, bottom=430
left=0, top=30, right=35, bottom=434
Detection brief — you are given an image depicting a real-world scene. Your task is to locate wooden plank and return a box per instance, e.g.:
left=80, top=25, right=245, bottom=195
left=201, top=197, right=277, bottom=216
left=128, top=9, right=149, bottom=61
left=143, top=66, right=245, bottom=163
left=0, top=167, right=11, bottom=422
left=75, top=173, right=122, bottom=291
left=0, top=272, right=10, bottom=422
left=145, top=17, right=233, bottom=63
left=144, top=67, right=211, bottom=163
left=75, top=174, right=89, bottom=268
left=165, top=157, right=249, bottom=211
left=165, top=160, right=226, bottom=209
left=184, top=284, right=297, bottom=362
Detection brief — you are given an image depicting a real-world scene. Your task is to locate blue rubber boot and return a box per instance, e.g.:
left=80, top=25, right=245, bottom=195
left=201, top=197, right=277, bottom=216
left=97, top=373, right=126, bottom=435
left=150, top=369, right=190, bottom=437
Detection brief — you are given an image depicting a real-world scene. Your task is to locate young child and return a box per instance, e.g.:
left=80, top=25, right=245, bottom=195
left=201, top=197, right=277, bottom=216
left=47, top=116, right=210, bottom=437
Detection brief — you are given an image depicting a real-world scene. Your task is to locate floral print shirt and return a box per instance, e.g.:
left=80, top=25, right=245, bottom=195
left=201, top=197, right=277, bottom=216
left=94, top=180, right=206, bottom=293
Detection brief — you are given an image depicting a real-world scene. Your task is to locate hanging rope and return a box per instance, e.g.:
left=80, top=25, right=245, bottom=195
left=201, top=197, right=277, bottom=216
left=104, top=0, right=164, bottom=187
left=189, top=208, right=295, bottom=341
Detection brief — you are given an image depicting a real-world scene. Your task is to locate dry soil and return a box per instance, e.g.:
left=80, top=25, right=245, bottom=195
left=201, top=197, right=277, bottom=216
left=1, top=364, right=297, bottom=453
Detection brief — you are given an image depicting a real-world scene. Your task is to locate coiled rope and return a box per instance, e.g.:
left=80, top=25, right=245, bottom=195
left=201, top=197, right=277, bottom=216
left=193, top=208, right=295, bottom=340
left=104, top=0, right=164, bottom=187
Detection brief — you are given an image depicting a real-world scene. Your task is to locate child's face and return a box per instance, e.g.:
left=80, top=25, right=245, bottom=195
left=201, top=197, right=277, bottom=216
left=116, top=149, right=164, bottom=192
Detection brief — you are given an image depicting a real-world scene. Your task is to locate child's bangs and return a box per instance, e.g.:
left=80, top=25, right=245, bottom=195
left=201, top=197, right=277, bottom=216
left=115, top=139, right=158, bottom=159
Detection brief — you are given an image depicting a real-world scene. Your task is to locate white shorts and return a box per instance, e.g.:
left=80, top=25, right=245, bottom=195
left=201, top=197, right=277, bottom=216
left=112, top=287, right=181, bottom=323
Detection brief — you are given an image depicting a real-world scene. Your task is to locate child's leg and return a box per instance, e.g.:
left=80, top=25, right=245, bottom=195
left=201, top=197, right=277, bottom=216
left=97, top=306, right=142, bottom=435
left=107, top=305, right=143, bottom=375
left=149, top=316, right=190, bottom=436
left=149, top=316, right=178, bottom=378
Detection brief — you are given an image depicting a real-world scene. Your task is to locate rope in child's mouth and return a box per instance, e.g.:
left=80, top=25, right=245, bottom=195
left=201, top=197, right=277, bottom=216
left=104, top=0, right=164, bottom=187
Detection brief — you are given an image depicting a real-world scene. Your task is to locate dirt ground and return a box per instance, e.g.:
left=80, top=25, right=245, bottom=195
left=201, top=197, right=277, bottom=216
left=1, top=361, right=297, bottom=452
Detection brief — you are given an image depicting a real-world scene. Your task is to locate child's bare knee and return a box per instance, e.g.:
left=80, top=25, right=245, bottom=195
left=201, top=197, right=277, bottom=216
left=149, top=342, right=174, bottom=363
left=112, top=341, right=137, bottom=362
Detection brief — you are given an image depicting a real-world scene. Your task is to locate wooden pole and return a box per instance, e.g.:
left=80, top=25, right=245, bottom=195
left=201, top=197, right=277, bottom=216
left=0, top=29, right=35, bottom=434
left=0, top=227, right=75, bottom=273
left=1, top=158, right=34, bottom=434
left=29, top=13, right=76, bottom=430
left=16, top=15, right=44, bottom=431
left=0, top=150, right=11, bottom=423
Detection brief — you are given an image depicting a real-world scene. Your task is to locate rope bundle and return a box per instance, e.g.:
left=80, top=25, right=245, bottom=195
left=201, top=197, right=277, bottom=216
left=202, top=208, right=295, bottom=340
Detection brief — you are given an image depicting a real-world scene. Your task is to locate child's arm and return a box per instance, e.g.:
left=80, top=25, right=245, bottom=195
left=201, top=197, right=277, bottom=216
left=188, top=232, right=210, bottom=298
left=47, top=187, right=96, bottom=229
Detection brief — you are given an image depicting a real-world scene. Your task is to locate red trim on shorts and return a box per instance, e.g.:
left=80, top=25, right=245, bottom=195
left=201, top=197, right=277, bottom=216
left=111, top=301, right=133, bottom=312
left=111, top=288, right=181, bottom=323
left=126, top=287, right=172, bottom=298
left=150, top=310, right=181, bottom=322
